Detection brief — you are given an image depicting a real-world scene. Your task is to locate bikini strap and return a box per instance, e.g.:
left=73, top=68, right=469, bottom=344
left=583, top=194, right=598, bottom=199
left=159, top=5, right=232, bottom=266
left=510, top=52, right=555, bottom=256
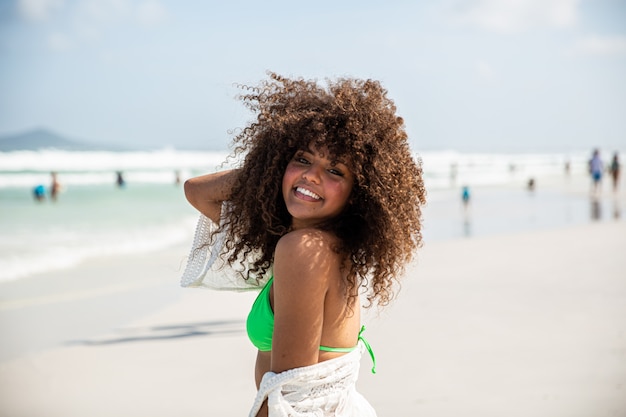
left=318, top=325, right=377, bottom=374
left=358, top=325, right=377, bottom=374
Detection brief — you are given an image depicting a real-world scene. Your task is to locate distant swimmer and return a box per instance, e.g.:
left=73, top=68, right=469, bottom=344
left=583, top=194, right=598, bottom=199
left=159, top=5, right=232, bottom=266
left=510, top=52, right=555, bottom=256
left=33, top=184, right=46, bottom=202
left=450, top=163, right=458, bottom=185
left=461, top=185, right=472, bottom=236
left=50, top=171, right=61, bottom=201
left=461, top=185, right=471, bottom=207
left=116, top=171, right=126, bottom=188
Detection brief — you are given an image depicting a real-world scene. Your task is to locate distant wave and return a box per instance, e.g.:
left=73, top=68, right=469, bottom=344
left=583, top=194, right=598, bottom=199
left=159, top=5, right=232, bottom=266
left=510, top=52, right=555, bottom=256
left=0, top=149, right=233, bottom=188
left=0, top=148, right=595, bottom=189
left=0, top=149, right=231, bottom=171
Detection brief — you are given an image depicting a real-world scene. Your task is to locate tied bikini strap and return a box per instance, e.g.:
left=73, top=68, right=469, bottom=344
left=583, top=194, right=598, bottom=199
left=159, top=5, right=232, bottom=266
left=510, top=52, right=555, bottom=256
left=319, top=325, right=377, bottom=374
left=358, top=325, right=377, bottom=374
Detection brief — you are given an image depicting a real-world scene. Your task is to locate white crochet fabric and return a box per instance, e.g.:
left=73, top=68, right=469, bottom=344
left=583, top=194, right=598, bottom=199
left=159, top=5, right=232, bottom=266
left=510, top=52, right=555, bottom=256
left=180, top=211, right=271, bottom=291
left=249, top=343, right=377, bottom=417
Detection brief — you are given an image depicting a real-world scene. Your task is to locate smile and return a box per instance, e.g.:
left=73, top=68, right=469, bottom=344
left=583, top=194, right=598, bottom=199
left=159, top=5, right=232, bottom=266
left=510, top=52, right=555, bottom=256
left=295, top=186, right=321, bottom=200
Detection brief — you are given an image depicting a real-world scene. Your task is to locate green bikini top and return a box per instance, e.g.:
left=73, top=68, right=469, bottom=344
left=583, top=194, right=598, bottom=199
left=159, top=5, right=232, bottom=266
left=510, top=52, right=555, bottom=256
left=246, top=277, right=376, bottom=373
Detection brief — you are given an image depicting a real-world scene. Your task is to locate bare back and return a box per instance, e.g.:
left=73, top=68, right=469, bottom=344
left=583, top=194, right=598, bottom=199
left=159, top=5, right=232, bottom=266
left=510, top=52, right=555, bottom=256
left=254, top=228, right=361, bottom=388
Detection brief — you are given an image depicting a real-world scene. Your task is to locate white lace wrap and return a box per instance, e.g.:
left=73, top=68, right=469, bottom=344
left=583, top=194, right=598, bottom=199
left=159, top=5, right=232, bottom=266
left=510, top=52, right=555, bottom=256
left=180, top=210, right=271, bottom=291
left=249, top=343, right=377, bottom=417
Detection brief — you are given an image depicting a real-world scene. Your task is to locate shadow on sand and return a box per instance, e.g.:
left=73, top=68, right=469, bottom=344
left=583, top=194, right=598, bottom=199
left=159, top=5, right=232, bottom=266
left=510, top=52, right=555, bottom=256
left=68, top=319, right=245, bottom=346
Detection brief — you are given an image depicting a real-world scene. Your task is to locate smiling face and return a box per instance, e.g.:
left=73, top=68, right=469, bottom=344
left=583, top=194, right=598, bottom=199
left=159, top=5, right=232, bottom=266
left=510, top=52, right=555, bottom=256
left=281, top=145, right=355, bottom=230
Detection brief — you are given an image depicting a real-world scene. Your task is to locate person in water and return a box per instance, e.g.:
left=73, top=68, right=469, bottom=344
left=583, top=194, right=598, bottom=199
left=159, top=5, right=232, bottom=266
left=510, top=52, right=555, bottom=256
left=116, top=171, right=126, bottom=188
left=183, top=73, right=426, bottom=416
left=50, top=171, right=61, bottom=201
left=33, top=184, right=46, bottom=202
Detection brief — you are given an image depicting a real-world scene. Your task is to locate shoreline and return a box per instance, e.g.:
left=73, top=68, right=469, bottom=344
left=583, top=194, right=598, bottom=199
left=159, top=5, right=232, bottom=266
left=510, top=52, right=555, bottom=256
left=1, top=168, right=621, bottom=283
left=423, top=171, right=625, bottom=243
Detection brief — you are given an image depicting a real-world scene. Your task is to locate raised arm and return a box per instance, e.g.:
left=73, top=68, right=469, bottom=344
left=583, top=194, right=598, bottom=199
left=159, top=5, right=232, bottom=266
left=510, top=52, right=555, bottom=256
left=184, top=169, right=239, bottom=223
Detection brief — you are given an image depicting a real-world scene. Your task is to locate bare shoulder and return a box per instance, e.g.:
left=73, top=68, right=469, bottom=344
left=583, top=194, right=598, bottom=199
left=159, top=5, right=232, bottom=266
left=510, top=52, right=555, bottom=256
left=276, top=228, right=339, bottom=255
left=274, top=228, right=342, bottom=287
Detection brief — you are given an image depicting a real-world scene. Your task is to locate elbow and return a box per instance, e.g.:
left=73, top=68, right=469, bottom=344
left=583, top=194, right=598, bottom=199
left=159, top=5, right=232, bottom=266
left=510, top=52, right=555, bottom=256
left=184, top=178, right=198, bottom=206
left=183, top=172, right=229, bottom=222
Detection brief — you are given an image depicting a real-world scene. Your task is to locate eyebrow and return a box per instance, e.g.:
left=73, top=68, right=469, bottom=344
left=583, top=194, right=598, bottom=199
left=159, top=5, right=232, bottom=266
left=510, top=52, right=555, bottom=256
left=301, top=146, right=349, bottom=167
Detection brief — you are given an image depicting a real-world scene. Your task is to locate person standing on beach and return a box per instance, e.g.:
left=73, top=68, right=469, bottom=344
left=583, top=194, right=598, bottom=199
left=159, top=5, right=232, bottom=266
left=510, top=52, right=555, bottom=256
left=589, top=149, right=603, bottom=197
left=609, top=152, right=621, bottom=193
left=182, top=73, right=426, bottom=416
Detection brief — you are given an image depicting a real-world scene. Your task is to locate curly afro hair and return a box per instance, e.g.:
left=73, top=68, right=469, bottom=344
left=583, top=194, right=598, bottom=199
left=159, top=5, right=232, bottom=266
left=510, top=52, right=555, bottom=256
left=220, top=72, right=426, bottom=307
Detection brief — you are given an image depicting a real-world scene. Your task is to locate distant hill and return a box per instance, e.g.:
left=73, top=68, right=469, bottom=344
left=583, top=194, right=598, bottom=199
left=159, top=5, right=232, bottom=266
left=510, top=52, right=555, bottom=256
left=0, top=129, right=127, bottom=151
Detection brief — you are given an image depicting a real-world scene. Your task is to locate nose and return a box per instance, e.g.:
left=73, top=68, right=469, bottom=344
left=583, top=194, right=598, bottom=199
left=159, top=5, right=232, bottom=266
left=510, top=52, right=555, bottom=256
left=302, top=164, right=322, bottom=184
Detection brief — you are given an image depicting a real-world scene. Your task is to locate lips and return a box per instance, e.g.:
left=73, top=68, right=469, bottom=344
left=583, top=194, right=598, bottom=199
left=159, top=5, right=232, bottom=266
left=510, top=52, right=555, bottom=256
left=295, top=186, right=321, bottom=200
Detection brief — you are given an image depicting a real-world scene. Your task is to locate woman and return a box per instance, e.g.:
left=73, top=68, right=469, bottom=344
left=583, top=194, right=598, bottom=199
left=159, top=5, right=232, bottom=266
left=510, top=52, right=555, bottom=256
left=182, top=73, right=426, bottom=416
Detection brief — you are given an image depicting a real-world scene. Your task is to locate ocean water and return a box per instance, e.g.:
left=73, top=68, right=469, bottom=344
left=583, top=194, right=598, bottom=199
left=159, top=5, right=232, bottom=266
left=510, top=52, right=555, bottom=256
left=0, top=148, right=615, bottom=282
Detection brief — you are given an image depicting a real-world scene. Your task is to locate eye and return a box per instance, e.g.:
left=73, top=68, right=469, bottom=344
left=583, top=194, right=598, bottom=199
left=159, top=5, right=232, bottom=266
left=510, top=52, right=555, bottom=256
left=328, top=168, right=344, bottom=177
left=292, top=151, right=311, bottom=165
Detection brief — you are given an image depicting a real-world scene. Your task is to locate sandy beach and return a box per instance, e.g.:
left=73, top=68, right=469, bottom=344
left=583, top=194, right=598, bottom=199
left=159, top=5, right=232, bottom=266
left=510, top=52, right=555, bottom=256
left=1, top=187, right=625, bottom=416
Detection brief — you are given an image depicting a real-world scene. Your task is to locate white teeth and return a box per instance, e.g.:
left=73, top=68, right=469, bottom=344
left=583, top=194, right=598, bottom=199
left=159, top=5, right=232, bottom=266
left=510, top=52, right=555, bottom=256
left=296, top=187, right=321, bottom=200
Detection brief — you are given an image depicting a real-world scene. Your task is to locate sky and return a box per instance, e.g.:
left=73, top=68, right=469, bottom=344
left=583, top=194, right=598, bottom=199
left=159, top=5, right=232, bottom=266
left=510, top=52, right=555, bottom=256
left=1, top=0, right=625, bottom=152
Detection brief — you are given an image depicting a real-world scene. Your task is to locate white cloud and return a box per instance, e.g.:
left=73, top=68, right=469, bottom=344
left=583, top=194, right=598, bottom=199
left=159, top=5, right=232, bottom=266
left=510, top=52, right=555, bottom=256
left=570, top=35, right=626, bottom=56
left=136, top=0, right=168, bottom=27
left=42, top=0, right=169, bottom=52
left=79, top=0, right=132, bottom=24
left=452, top=0, right=579, bottom=33
left=77, top=0, right=168, bottom=27
left=475, top=60, right=495, bottom=79
left=74, top=21, right=103, bottom=43
left=47, top=32, right=73, bottom=50
left=18, top=0, right=65, bottom=21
